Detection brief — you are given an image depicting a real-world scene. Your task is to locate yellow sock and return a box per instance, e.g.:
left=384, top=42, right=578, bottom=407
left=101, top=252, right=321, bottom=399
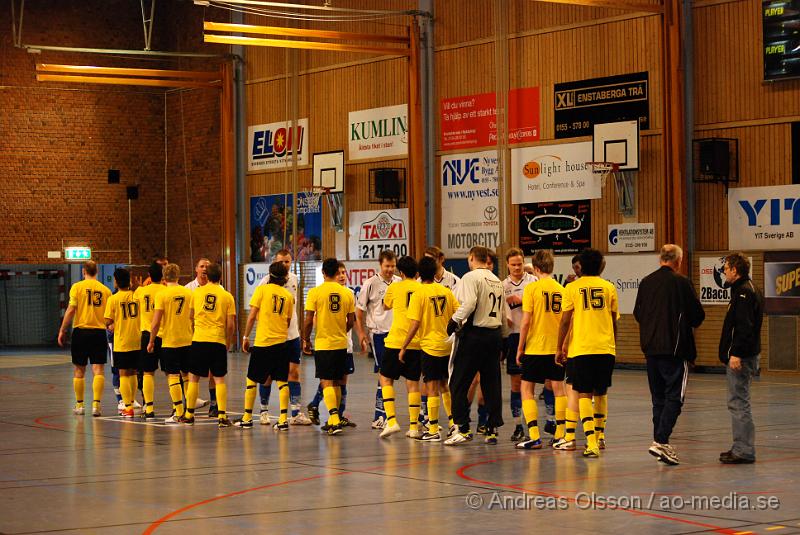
left=593, top=394, right=608, bottom=441
left=441, top=390, right=454, bottom=427
left=334, top=385, right=342, bottom=409
left=522, top=399, right=540, bottom=441
left=408, top=391, right=421, bottom=431
left=92, top=375, right=104, bottom=409
left=73, top=377, right=85, bottom=406
left=242, top=378, right=257, bottom=422
left=186, top=381, right=199, bottom=418
left=323, top=386, right=341, bottom=426
left=382, top=385, right=397, bottom=426
left=169, top=376, right=185, bottom=418
left=555, top=395, right=567, bottom=440
left=565, top=407, right=578, bottom=442
left=143, top=374, right=155, bottom=415
left=427, top=396, right=440, bottom=435
left=216, top=383, right=227, bottom=419
left=579, top=397, right=598, bottom=450
left=278, top=381, right=290, bottom=424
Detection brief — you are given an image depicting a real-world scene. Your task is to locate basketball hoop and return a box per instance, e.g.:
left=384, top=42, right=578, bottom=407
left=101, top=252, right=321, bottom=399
left=586, top=161, right=619, bottom=189
left=304, top=186, right=328, bottom=212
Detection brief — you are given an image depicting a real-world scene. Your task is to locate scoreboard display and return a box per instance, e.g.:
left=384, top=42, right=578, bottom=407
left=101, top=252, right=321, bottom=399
left=764, top=1, right=800, bottom=81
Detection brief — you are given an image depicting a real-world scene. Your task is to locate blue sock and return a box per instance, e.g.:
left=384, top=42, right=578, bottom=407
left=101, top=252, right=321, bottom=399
left=289, top=381, right=301, bottom=417
left=112, top=367, right=122, bottom=402
left=339, top=385, right=348, bottom=415
left=477, top=403, right=488, bottom=427
left=510, top=391, right=522, bottom=419
left=420, top=394, right=428, bottom=422
left=374, top=381, right=385, bottom=420
left=543, top=386, right=555, bottom=419
left=310, top=384, right=323, bottom=409
left=259, top=384, right=271, bottom=409
left=209, top=386, right=217, bottom=407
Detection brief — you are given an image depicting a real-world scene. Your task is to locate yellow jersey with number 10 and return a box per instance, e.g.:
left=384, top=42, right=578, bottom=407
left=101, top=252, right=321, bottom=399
left=104, top=290, right=142, bottom=352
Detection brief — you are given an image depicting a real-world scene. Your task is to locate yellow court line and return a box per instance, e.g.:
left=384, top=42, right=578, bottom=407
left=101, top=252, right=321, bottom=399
left=765, top=526, right=786, bottom=531
left=733, top=531, right=753, bottom=535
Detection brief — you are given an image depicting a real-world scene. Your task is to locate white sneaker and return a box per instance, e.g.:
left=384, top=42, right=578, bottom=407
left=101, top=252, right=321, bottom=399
left=418, top=431, right=442, bottom=442
left=379, top=423, right=402, bottom=439
left=444, top=432, right=471, bottom=446
left=406, top=428, right=423, bottom=439
left=448, top=424, right=458, bottom=438
left=92, top=406, right=101, bottom=417
left=371, top=415, right=386, bottom=429
left=117, top=400, right=125, bottom=414
left=164, top=415, right=182, bottom=425
left=133, top=400, right=142, bottom=409
left=73, top=405, right=84, bottom=415
left=649, top=441, right=679, bottom=465
left=260, top=411, right=272, bottom=425
left=196, top=397, right=209, bottom=408
left=289, top=412, right=313, bottom=425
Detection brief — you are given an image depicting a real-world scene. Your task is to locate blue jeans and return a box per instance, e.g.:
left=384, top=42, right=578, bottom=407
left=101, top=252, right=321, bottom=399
left=726, top=356, right=757, bottom=461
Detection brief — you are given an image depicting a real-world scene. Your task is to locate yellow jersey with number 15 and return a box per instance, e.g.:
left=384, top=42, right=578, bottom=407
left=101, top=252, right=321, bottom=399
left=562, top=275, right=618, bottom=358
left=154, top=285, right=193, bottom=348
left=191, top=283, right=236, bottom=345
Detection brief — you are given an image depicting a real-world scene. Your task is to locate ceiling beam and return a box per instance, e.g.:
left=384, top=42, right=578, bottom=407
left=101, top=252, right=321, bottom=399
left=530, top=0, right=664, bottom=13
left=203, top=21, right=409, bottom=44
left=35, top=74, right=221, bottom=88
left=36, top=64, right=221, bottom=80
left=204, top=34, right=410, bottom=56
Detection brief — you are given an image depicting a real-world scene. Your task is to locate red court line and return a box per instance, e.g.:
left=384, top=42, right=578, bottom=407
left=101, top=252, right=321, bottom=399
left=0, top=374, right=58, bottom=391
left=33, top=414, right=66, bottom=430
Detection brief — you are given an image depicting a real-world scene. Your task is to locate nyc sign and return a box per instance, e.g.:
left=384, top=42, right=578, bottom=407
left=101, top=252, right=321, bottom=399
left=247, top=119, right=309, bottom=171
left=728, top=185, right=800, bottom=250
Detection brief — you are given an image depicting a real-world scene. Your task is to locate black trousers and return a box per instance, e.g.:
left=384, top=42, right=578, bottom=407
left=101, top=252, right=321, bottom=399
left=449, top=326, right=504, bottom=430
left=646, top=355, right=689, bottom=444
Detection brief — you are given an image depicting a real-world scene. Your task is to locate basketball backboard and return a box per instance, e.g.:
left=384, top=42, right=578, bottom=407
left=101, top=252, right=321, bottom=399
left=592, top=120, right=640, bottom=171
left=312, top=150, right=345, bottom=193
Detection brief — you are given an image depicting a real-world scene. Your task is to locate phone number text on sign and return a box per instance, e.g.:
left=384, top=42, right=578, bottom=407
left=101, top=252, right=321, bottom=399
left=359, top=243, right=408, bottom=260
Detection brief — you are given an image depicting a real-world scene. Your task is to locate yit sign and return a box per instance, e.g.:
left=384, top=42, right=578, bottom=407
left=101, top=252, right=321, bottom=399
left=65, top=247, right=91, bottom=261
left=728, top=185, right=800, bottom=250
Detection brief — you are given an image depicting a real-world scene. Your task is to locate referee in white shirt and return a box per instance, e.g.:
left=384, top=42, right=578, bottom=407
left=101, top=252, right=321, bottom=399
left=445, top=246, right=507, bottom=446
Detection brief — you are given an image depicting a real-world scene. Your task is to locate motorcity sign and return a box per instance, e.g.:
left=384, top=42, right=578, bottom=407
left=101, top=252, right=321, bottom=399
left=348, top=104, right=408, bottom=160
left=247, top=119, right=309, bottom=171
left=728, top=185, right=800, bottom=250
left=348, top=209, right=410, bottom=260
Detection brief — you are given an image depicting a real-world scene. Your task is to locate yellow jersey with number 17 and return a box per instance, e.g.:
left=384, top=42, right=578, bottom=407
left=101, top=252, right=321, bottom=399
left=104, top=290, right=142, bottom=352
left=134, top=283, right=165, bottom=335
left=305, top=281, right=355, bottom=351
left=561, top=275, right=618, bottom=358
left=68, top=279, right=112, bottom=329
left=521, top=277, right=564, bottom=355
left=250, top=283, right=294, bottom=347
left=154, top=285, right=193, bottom=348
left=191, top=283, right=236, bottom=345
left=406, top=282, right=458, bottom=357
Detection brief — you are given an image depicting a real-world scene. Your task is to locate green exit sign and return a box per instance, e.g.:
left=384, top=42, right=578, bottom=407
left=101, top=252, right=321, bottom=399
left=65, top=247, right=92, bottom=261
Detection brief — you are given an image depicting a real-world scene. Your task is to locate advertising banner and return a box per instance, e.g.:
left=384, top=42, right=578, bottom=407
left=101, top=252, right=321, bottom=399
left=348, top=208, right=410, bottom=260
left=247, top=119, right=309, bottom=171
left=511, top=142, right=600, bottom=204
left=249, top=192, right=322, bottom=263
left=728, top=185, right=800, bottom=250
left=348, top=104, right=408, bottom=160
left=519, top=201, right=591, bottom=255
left=608, top=223, right=655, bottom=252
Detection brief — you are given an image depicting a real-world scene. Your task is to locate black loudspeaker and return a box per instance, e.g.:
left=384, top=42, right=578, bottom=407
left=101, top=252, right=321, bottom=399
left=375, top=169, right=401, bottom=199
left=108, top=169, right=120, bottom=184
left=699, top=139, right=729, bottom=176
left=126, top=185, right=139, bottom=200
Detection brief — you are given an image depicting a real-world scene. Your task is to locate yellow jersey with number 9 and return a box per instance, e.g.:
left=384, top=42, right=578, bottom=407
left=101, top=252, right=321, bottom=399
left=104, top=290, right=142, bottom=352
left=191, top=283, right=236, bottom=345
left=154, top=285, right=193, bottom=348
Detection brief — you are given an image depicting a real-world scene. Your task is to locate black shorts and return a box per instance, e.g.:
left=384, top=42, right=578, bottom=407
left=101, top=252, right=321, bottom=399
left=314, top=349, right=347, bottom=380
left=422, top=353, right=449, bottom=382
left=114, top=350, right=139, bottom=370
left=504, top=334, right=522, bottom=375
left=71, top=328, right=108, bottom=366
left=565, top=354, right=614, bottom=394
left=521, top=354, right=565, bottom=383
left=139, top=332, right=161, bottom=372
left=248, top=343, right=290, bottom=383
left=380, top=347, right=421, bottom=381
left=160, top=346, right=189, bottom=375
left=287, top=337, right=302, bottom=365
left=189, top=341, right=228, bottom=378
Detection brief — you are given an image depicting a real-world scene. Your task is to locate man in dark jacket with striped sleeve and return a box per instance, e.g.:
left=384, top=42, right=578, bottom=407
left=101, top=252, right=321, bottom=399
left=634, top=244, right=705, bottom=466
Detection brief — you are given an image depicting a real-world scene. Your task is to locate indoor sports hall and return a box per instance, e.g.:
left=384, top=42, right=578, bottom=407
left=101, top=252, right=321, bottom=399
left=2, top=1, right=800, bottom=534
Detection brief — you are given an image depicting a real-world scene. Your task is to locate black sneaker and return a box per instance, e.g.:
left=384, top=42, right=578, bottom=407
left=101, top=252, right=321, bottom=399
left=143, top=412, right=156, bottom=420
left=510, top=425, right=525, bottom=442
left=544, top=420, right=557, bottom=435
left=307, top=404, right=320, bottom=425
left=218, top=417, right=232, bottom=428
left=273, top=421, right=289, bottom=432
left=485, top=432, right=498, bottom=445
left=476, top=424, right=488, bottom=435
left=183, top=416, right=195, bottom=426
left=340, top=416, right=357, bottom=428
left=234, top=418, right=253, bottom=429
left=327, top=423, right=343, bottom=436
left=321, top=420, right=332, bottom=431
left=208, top=404, right=219, bottom=418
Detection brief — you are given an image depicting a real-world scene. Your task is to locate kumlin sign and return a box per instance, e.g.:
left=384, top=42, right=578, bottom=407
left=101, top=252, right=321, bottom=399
left=348, top=104, right=408, bottom=161
left=348, top=208, right=410, bottom=260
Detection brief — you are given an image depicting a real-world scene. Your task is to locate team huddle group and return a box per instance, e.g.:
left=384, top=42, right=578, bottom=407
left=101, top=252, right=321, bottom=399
left=58, top=243, right=623, bottom=459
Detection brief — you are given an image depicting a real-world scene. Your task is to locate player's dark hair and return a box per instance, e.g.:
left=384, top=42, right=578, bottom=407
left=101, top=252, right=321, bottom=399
left=530, top=250, right=554, bottom=274
left=469, top=246, right=490, bottom=263
left=378, top=249, right=397, bottom=264
left=423, top=246, right=445, bottom=260
left=506, top=247, right=524, bottom=262
left=725, top=252, right=750, bottom=278
left=207, top=262, right=222, bottom=283
left=268, top=261, right=288, bottom=287
left=276, top=248, right=292, bottom=258
left=397, top=255, right=418, bottom=279
left=418, top=256, right=437, bottom=282
left=578, top=248, right=604, bottom=276
left=148, top=262, right=163, bottom=283
left=84, top=260, right=98, bottom=276
left=114, top=268, right=131, bottom=289
left=322, top=258, right=340, bottom=278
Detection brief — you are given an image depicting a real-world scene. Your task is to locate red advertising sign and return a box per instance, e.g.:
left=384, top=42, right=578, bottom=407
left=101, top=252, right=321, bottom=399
left=440, top=87, right=540, bottom=150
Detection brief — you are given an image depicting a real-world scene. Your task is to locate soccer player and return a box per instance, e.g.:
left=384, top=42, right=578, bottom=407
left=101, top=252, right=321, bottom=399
left=515, top=250, right=566, bottom=450
left=186, top=262, right=236, bottom=427
left=302, top=258, right=355, bottom=436
left=355, top=250, right=399, bottom=430
left=237, top=261, right=294, bottom=430
left=257, top=249, right=312, bottom=426
left=134, top=262, right=166, bottom=419
left=185, top=257, right=213, bottom=413
left=502, top=247, right=537, bottom=441
left=336, top=261, right=357, bottom=426
left=401, top=256, right=459, bottom=442
left=103, top=268, right=141, bottom=419
left=556, top=248, right=618, bottom=458
left=377, top=256, right=423, bottom=439
left=444, top=246, right=507, bottom=446
left=58, top=260, right=112, bottom=416
left=148, top=263, right=193, bottom=424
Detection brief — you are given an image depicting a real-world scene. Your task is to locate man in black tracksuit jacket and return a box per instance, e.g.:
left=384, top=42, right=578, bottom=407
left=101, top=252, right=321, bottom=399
left=634, top=245, right=705, bottom=465
left=718, top=252, right=763, bottom=464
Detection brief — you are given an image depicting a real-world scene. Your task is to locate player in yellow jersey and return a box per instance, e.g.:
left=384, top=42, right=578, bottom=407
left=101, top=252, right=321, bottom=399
left=377, top=256, right=423, bottom=440
left=237, top=262, right=294, bottom=430
left=148, top=263, right=194, bottom=425
left=186, top=263, right=237, bottom=428
left=515, top=250, right=566, bottom=450
left=402, top=256, right=460, bottom=442
left=556, top=249, right=618, bottom=458
left=133, top=262, right=165, bottom=419
left=302, top=258, right=355, bottom=436
left=58, top=261, right=112, bottom=416
left=104, top=268, right=142, bottom=419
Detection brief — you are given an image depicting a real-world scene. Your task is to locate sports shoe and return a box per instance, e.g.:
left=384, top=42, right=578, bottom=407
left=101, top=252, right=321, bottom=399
left=133, top=400, right=142, bottom=410
left=121, top=408, right=134, bottom=419
left=544, top=420, right=557, bottom=435
left=117, top=400, right=125, bottom=414
left=183, top=416, right=195, bottom=425
left=92, top=406, right=101, bottom=417
left=485, top=432, right=498, bottom=445
left=582, top=446, right=600, bottom=458
left=218, top=417, right=233, bottom=428
left=510, top=425, right=525, bottom=442
left=649, top=442, right=679, bottom=465
left=143, top=412, right=156, bottom=420
left=307, top=405, right=320, bottom=425
left=516, top=438, right=543, bottom=450
left=476, top=424, right=488, bottom=435
left=448, top=424, right=458, bottom=438
left=273, top=421, right=289, bottom=432
left=327, top=423, right=343, bottom=436
left=371, top=415, right=386, bottom=429
left=598, top=438, right=606, bottom=450
left=290, top=412, right=313, bottom=425
left=234, top=418, right=253, bottom=429
left=380, top=422, right=402, bottom=439
left=552, top=438, right=576, bottom=451
left=195, top=397, right=209, bottom=408
left=340, top=416, right=357, bottom=428
left=719, top=450, right=754, bottom=464
left=73, top=404, right=85, bottom=415
left=418, top=431, right=441, bottom=442
left=208, top=405, right=219, bottom=418
left=260, top=411, right=272, bottom=425
left=444, top=431, right=471, bottom=446
left=164, top=415, right=183, bottom=425
left=406, top=428, right=422, bottom=439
